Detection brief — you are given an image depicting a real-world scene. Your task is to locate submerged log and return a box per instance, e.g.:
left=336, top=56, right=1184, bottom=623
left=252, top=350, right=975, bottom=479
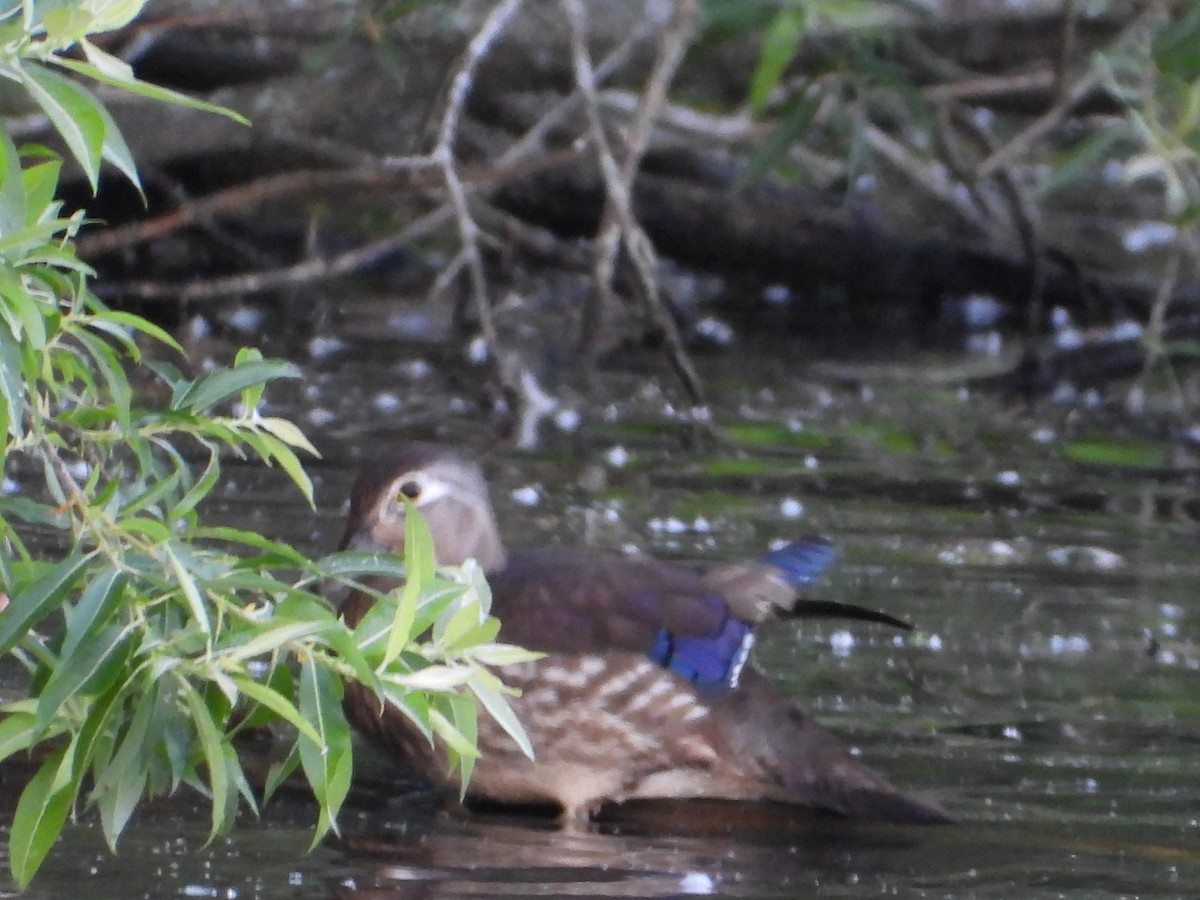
left=492, top=156, right=1196, bottom=340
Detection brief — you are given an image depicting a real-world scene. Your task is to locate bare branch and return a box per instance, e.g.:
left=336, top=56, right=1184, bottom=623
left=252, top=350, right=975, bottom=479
left=423, top=0, right=526, bottom=371
left=976, top=4, right=1162, bottom=178
left=498, top=19, right=655, bottom=167
left=101, top=206, right=454, bottom=301
left=563, top=0, right=704, bottom=406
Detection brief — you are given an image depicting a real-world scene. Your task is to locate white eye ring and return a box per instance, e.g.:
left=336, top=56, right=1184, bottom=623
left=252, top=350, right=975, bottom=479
left=392, top=473, right=449, bottom=508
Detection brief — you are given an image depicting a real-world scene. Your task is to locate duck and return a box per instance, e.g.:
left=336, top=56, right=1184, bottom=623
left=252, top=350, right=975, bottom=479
left=337, top=442, right=949, bottom=824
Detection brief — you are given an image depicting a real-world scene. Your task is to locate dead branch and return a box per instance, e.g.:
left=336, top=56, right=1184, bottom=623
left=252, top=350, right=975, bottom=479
left=563, top=0, right=704, bottom=406
left=975, top=4, right=1163, bottom=178
left=99, top=205, right=453, bottom=302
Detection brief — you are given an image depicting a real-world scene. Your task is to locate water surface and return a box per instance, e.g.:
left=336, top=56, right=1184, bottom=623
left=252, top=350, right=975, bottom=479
left=8, top=302, right=1199, bottom=898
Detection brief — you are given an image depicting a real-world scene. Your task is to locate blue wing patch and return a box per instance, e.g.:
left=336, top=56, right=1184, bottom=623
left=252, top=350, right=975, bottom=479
left=760, top=539, right=838, bottom=588
left=649, top=615, right=754, bottom=690
left=646, top=539, right=836, bottom=690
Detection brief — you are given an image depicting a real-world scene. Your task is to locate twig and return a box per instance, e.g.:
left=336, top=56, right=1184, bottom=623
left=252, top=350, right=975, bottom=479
left=99, top=205, right=454, bottom=301
left=78, top=143, right=582, bottom=260
left=77, top=169, right=389, bottom=258
left=1056, top=0, right=1081, bottom=97
left=563, top=0, right=704, bottom=405
left=975, top=4, right=1161, bottom=179
left=951, top=104, right=1048, bottom=341
left=427, top=249, right=469, bottom=308
left=424, top=0, right=526, bottom=368
left=922, top=68, right=1060, bottom=105
left=497, top=17, right=654, bottom=167
left=471, top=201, right=594, bottom=271
left=867, top=120, right=995, bottom=237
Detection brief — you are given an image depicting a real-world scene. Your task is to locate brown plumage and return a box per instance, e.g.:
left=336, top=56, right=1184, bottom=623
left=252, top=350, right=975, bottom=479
left=338, top=443, right=949, bottom=824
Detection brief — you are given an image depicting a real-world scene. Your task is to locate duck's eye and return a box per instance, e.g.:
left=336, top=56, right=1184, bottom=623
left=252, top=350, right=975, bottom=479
left=397, top=480, right=421, bottom=501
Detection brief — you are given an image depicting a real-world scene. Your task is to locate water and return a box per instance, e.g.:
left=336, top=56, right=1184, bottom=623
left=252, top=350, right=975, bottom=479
left=6, top=299, right=1199, bottom=897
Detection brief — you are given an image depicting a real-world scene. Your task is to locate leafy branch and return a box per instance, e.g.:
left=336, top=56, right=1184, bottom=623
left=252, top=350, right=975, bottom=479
left=0, top=1, right=534, bottom=887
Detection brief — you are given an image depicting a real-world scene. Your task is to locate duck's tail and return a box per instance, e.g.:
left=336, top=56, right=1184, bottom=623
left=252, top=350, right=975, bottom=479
left=714, top=671, right=952, bottom=824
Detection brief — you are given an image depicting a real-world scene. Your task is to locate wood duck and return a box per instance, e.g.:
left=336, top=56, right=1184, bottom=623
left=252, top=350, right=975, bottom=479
left=338, top=443, right=949, bottom=824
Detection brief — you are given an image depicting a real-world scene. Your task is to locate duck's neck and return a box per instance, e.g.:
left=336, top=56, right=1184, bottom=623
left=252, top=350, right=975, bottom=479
left=434, top=501, right=508, bottom=573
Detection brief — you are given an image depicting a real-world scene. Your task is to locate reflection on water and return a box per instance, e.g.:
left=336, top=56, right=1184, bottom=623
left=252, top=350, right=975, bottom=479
left=21, top=788, right=1195, bottom=898
left=333, top=804, right=941, bottom=898
left=5, top=305, right=1200, bottom=897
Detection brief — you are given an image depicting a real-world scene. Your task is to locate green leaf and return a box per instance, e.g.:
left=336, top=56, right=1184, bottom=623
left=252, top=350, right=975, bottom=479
left=76, top=311, right=139, bottom=360
left=749, top=6, right=808, bottom=115
left=468, top=669, right=533, bottom=760
left=229, top=749, right=258, bottom=813
left=376, top=683, right=433, bottom=743
left=120, top=516, right=172, bottom=541
left=93, top=88, right=141, bottom=193
left=0, top=553, right=91, bottom=656
left=237, top=663, right=295, bottom=730
left=79, top=38, right=136, bottom=82
left=0, top=278, right=50, bottom=350
left=0, top=216, right=81, bottom=256
left=0, top=496, right=67, bottom=530
left=254, top=416, right=319, bottom=456
left=297, top=656, right=351, bottom=847
left=9, top=746, right=76, bottom=888
left=20, top=62, right=108, bottom=191
left=20, top=157, right=64, bottom=224
left=0, top=313, right=26, bottom=440
left=59, top=566, right=125, bottom=661
left=738, top=87, right=821, bottom=184
left=429, top=697, right=478, bottom=790
left=263, top=742, right=301, bottom=806
left=234, top=346, right=266, bottom=411
left=1040, top=127, right=1131, bottom=196
left=450, top=692, right=478, bottom=789
left=408, top=581, right=468, bottom=639
left=438, top=602, right=491, bottom=650
left=35, top=623, right=130, bottom=734
left=193, top=526, right=312, bottom=564
left=71, top=676, right=127, bottom=779
left=231, top=674, right=323, bottom=746
left=247, top=428, right=316, bottom=505
left=469, top=643, right=543, bottom=667
left=0, top=129, right=26, bottom=234
left=182, top=681, right=231, bottom=843
left=384, top=502, right=434, bottom=665
left=388, top=664, right=472, bottom=691
left=120, top=470, right=183, bottom=518
left=0, top=710, right=36, bottom=764
left=55, top=56, right=251, bottom=125
left=171, top=360, right=300, bottom=412
left=309, top=550, right=407, bottom=582
left=102, top=746, right=149, bottom=849
left=1152, top=6, right=1200, bottom=79
left=94, top=678, right=156, bottom=849
left=0, top=309, right=29, bottom=439
left=41, top=7, right=95, bottom=46
left=97, top=309, right=184, bottom=354
left=168, top=451, right=220, bottom=521
left=72, top=327, right=133, bottom=429
left=162, top=543, right=212, bottom=638
left=218, top=620, right=330, bottom=666
left=429, top=702, right=478, bottom=760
